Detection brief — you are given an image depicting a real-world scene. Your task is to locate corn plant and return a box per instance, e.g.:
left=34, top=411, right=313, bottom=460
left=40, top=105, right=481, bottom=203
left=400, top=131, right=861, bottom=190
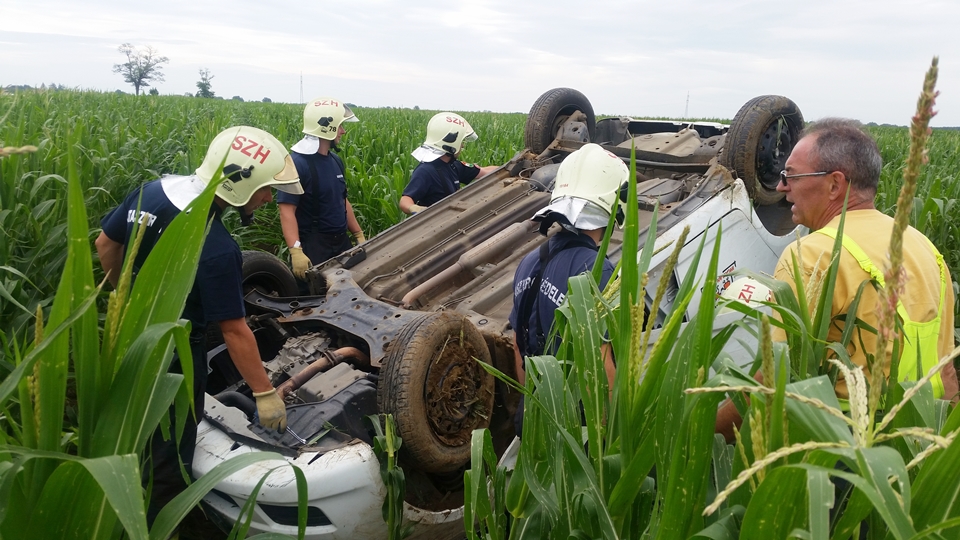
left=371, top=414, right=413, bottom=540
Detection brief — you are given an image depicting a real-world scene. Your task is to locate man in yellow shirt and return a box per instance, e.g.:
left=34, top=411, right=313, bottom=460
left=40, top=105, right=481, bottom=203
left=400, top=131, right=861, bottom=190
left=717, top=118, right=957, bottom=440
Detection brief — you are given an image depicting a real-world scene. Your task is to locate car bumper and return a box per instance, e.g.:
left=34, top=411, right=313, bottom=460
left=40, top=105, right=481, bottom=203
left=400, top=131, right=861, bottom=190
left=193, top=416, right=465, bottom=539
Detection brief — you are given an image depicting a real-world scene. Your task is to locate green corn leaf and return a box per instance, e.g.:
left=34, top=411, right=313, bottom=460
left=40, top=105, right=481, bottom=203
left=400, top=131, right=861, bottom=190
left=691, top=505, right=744, bottom=539
left=740, top=465, right=810, bottom=538
left=826, top=447, right=916, bottom=540
left=783, top=377, right=854, bottom=445
left=92, top=323, right=191, bottom=457
left=909, top=415, right=960, bottom=534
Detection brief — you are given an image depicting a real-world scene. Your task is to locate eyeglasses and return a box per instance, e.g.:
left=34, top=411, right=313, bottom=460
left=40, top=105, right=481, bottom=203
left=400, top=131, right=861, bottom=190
left=779, top=170, right=830, bottom=186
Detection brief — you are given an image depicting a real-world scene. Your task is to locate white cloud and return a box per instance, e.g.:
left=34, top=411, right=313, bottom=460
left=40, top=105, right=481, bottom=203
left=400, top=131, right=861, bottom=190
left=2, top=0, right=959, bottom=125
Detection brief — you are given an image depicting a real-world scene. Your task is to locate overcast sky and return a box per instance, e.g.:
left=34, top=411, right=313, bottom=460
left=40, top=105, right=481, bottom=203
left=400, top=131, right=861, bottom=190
left=3, top=0, right=959, bottom=126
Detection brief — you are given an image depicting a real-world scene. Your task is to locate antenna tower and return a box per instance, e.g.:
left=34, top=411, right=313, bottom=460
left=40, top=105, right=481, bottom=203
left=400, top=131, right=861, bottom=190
left=684, top=91, right=690, bottom=118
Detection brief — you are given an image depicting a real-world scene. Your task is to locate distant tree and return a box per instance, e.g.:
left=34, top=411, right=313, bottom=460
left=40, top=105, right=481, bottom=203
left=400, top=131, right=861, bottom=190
left=231, top=95, right=244, bottom=102
left=112, top=43, right=169, bottom=96
left=262, top=97, right=272, bottom=103
left=196, top=68, right=215, bottom=98
left=148, top=88, right=159, bottom=96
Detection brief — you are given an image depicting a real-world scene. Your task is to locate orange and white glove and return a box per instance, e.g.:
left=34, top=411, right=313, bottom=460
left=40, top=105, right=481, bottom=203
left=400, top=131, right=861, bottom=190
left=253, top=388, right=287, bottom=431
left=289, top=246, right=312, bottom=279
left=353, top=231, right=366, bottom=244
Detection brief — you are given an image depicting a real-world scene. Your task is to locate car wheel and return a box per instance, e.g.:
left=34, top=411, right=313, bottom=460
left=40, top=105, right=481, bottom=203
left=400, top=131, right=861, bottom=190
left=524, top=87, right=596, bottom=154
left=720, top=95, right=804, bottom=205
left=206, top=250, right=298, bottom=350
left=377, top=312, right=495, bottom=473
left=240, top=250, right=299, bottom=298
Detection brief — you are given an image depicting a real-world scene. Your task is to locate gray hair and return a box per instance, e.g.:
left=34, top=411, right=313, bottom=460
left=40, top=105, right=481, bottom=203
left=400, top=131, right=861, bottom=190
left=801, top=118, right=882, bottom=195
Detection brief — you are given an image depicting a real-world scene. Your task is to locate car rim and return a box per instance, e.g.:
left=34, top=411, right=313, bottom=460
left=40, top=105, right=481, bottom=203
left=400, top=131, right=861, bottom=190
left=756, top=117, right=795, bottom=191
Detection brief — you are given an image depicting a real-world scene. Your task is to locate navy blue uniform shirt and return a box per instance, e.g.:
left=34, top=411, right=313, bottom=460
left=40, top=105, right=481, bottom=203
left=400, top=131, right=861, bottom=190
left=402, top=158, right=481, bottom=207
left=100, top=178, right=245, bottom=334
left=277, top=151, right=349, bottom=235
left=509, top=232, right=615, bottom=357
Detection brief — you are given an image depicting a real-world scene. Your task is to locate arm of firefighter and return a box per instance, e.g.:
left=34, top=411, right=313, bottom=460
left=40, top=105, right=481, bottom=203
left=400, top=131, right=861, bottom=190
left=715, top=370, right=763, bottom=443
left=219, top=317, right=275, bottom=394
left=478, top=165, right=499, bottom=178
left=345, top=199, right=364, bottom=242
left=95, top=231, right=125, bottom=288
left=399, top=195, right=426, bottom=215
left=602, top=343, right=616, bottom=394
left=941, top=360, right=959, bottom=404
left=513, top=339, right=525, bottom=386
left=278, top=202, right=300, bottom=249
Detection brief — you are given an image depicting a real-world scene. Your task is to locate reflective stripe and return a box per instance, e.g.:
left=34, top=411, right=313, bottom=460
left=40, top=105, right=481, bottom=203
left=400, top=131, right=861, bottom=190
left=816, top=227, right=945, bottom=398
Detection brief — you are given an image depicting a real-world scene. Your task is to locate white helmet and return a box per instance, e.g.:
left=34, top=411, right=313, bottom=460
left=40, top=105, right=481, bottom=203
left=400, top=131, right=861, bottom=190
left=719, top=276, right=774, bottom=313
left=196, top=126, right=302, bottom=207
left=302, top=97, right=358, bottom=141
left=412, top=112, right=478, bottom=162
left=533, top=143, right=629, bottom=230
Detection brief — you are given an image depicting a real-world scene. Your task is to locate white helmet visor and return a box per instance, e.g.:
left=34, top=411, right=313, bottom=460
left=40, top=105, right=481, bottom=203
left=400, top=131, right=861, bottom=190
left=533, top=197, right=610, bottom=231
left=291, top=135, right=320, bottom=155
left=411, top=144, right=447, bottom=163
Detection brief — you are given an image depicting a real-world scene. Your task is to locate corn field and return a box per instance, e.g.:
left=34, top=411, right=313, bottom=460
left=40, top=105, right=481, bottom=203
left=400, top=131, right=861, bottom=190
left=2, top=84, right=960, bottom=539
left=2, top=90, right=960, bottom=343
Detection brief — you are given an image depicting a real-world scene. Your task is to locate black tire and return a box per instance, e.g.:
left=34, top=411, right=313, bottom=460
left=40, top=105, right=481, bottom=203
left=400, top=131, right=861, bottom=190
left=524, top=88, right=596, bottom=154
left=206, top=250, right=298, bottom=351
left=720, top=95, right=804, bottom=205
left=240, top=250, right=298, bottom=297
left=377, top=312, right=495, bottom=473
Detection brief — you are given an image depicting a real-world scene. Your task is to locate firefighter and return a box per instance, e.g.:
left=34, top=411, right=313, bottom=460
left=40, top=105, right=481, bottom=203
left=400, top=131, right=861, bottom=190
left=96, top=126, right=298, bottom=524
left=510, top=143, right=626, bottom=436
left=281, top=97, right=366, bottom=286
left=399, top=112, right=498, bottom=214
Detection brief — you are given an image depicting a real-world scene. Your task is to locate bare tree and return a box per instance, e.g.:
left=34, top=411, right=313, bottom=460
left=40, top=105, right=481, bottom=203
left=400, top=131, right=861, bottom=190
left=112, top=43, right=169, bottom=96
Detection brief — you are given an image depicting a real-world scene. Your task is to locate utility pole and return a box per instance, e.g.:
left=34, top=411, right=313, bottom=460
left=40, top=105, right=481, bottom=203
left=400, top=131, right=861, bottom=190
left=684, top=91, right=690, bottom=118
left=300, top=72, right=303, bottom=104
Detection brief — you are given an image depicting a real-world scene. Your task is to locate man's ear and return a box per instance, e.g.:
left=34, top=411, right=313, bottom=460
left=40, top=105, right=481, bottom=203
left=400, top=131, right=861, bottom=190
left=827, top=171, right=849, bottom=200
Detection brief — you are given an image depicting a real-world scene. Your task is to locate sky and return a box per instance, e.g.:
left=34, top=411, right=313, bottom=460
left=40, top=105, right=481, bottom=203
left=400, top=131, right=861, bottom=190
left=3, top=0, right=959, bottom=126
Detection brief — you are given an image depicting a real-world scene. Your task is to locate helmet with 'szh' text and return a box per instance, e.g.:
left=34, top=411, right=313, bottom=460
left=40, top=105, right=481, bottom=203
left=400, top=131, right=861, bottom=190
left=412, top=112, right=478, bottom=162
left=196, top=126, right=302, bottom=207
left=302, top=97, right=359, bottom=141
left=719, top=276, right=774, bottom=313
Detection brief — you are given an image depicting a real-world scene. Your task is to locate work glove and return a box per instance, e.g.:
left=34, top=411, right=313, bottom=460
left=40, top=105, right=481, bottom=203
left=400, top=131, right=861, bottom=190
left=353, top=230, right=366, bottom=244
left=253, top=388, right=287, bottom=431
left=289, top=246, right=312, bottom=280
left=409, top=204, right=427, bottom=215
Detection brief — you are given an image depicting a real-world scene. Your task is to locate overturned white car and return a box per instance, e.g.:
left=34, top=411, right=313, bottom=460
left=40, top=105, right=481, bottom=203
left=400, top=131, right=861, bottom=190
left=193, top=88, right=805, bottom=538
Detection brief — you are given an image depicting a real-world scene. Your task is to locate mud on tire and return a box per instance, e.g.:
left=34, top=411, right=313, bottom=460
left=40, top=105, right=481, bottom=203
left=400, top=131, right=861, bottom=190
left=377, top=312, right=495, bottom=473
left=720, top=95, right=804, bottom=206
left=524, top=87, right=596, bottom=155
